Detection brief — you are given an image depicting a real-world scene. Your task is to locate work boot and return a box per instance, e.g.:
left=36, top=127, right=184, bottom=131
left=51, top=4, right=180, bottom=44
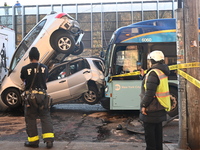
left=24, top=141, right=39, bottom=148
left=46, top=141, right=53, bottom=149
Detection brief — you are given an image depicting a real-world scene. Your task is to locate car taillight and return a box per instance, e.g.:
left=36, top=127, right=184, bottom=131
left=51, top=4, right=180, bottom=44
left=55, top=13, right=67, bottom=18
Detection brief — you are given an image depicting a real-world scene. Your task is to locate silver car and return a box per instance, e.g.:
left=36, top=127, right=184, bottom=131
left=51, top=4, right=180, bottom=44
left=2, top=57, right=105, bottom=109
left=0, top=11, right=85, bottom=111
left=48, top=57, right=105, bottom=105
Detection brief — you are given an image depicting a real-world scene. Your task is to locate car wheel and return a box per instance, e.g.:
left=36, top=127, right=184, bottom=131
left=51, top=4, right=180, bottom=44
left=82, top=86, right=99, bottom=105
left=50, top=31, right=75, bottom=54
left=167, top=87, right=178, bottom=117
left=72, top=41, right=84, bottom=55
left=2, top=88, right=22, bottom=108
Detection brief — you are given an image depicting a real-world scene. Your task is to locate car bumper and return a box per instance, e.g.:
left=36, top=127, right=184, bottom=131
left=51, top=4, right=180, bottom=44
left=100, top=97, right=110, bottom=110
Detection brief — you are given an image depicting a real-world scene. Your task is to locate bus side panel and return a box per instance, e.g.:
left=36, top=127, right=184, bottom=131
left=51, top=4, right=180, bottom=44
left=110, top=80, right=141, bottom=110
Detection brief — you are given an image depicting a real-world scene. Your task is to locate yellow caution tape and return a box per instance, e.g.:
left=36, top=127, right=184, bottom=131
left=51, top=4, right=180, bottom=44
left=178, top=69, right=200, bottom=88
left=169, top=62, right=200, bottom=70
left=109, top=62, right=200, bottom=89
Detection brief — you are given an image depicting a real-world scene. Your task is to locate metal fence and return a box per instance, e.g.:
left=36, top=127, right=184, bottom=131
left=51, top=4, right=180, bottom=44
left=0, top=0, right=177, bottom=54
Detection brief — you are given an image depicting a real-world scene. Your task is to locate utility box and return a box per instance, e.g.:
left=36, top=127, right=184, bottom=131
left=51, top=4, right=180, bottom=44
left=0, top=26, right=15, bottom=82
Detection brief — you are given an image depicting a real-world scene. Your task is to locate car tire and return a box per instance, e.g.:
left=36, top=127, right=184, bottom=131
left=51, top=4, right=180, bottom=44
left=2, top=88, right=22, bottom=108
left=167, top=87, right=178, bottom=117
left=82, top=86, right=99, bottom=105
left=72, top=41, right=84, bottom=55
left=50, top=31, right=75, bottom=54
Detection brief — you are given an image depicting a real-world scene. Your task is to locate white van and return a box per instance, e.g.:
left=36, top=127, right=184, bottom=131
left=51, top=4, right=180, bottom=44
left=0, top=26, right=15, bottom=111
left=0, top=26, right=15, bottom=82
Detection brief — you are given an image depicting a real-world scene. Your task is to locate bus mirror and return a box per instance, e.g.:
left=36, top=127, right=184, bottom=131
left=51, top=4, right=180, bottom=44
left=100, top=51, right=105, bottom=58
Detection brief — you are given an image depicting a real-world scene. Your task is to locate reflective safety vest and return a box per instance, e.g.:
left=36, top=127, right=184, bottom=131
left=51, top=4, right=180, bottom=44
left=144, top=69, right=171, bottom=112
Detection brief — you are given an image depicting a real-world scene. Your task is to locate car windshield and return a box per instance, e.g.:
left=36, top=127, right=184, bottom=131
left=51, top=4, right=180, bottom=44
left=9, top=19, right=46, bottom=71
left=93, top=60, right=105, bottom=72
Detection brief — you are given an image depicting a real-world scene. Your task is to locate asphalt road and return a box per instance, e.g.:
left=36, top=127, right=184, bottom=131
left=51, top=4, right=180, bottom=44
left=0, top=104, right=179, bottom=144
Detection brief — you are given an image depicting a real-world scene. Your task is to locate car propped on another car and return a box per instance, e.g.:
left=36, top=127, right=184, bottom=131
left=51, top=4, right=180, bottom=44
left=2, top=57, right=105, bottom=109
left=0, top=11, right=85, bottom=110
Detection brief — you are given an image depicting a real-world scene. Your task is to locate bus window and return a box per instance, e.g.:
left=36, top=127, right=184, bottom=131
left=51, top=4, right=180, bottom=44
left=113, top=45, right=144, bottom=80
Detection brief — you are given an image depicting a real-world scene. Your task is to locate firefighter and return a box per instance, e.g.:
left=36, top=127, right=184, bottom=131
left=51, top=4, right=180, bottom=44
left=20, top=47, right=54, bottom=148
left=139, top=50, right=171, bottom=150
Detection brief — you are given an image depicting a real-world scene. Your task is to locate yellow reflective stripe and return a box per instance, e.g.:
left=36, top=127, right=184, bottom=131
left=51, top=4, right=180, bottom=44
left=32, top=90, right=45, bottom=94
left=42, top=133, right=54, bottom=139
left=28, top=135, right=39, bottom=142
left=156, top=91, right=170, bottom=97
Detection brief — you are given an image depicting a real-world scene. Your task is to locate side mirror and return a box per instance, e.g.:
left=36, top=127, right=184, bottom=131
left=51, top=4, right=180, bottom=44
left=100, top=51, right=105, bottom=58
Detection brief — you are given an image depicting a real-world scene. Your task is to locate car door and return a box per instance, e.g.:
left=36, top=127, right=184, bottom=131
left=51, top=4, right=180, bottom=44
left=47, top=63, right=72, bottom=104
left=67, top=59, right=89, bottom=98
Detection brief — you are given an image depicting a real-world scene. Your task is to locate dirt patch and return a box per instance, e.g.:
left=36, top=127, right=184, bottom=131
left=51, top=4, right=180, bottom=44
left=0, top=104, right=179, bottom=143
left=0, top=116, right=25, bottom=136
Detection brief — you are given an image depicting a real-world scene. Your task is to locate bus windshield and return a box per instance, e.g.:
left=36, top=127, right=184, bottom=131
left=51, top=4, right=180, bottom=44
left=114, top=45, right=141, bottom=75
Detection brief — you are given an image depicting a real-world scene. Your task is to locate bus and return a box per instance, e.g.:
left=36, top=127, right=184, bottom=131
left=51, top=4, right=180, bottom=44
left=100, top=18, right=183, bottom=117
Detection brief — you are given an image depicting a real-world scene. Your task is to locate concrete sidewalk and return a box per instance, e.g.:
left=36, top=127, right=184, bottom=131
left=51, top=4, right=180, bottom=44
left=0, top=141, right=182, bottom=150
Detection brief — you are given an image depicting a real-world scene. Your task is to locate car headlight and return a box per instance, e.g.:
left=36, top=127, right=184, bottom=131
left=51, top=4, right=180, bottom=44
left=105, top=86, right=108, bottom=93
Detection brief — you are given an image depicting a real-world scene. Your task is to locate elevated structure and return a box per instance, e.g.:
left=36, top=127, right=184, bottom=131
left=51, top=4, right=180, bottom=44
left=0, top=0, right=177, bottom=53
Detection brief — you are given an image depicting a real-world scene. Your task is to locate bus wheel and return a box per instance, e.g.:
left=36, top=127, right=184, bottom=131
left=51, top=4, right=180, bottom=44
left=82, top=86, right=99, bottom=105
left=167, top=87, right=178, bottom=117
left=2, top=88, right=22, bottom=108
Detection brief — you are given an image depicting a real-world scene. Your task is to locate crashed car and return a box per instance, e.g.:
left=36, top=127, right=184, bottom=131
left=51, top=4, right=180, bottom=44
left=2, top=57, right=105, bottom=108
left=0, top=11, right=84, bottom=110
left=47, top=57, right=105, bottom=105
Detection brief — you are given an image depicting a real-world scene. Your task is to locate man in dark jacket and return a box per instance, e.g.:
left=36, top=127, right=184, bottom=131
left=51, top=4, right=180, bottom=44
left=139, top=50, right=171, bottom=150
left=20, top=47, right=54, bottom=148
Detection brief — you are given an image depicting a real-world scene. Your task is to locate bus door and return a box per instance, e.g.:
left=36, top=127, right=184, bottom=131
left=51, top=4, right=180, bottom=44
left=110, top=44, right=147, bottom=110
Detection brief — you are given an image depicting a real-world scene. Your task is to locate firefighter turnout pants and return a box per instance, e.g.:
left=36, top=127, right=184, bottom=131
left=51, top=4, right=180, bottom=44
left=24, top=93, right=54, bottom=144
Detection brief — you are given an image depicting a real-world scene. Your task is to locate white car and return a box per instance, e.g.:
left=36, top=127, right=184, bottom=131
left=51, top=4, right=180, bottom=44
left=0, top=11, right=84, bottom=110
left=2, top=57, right=105, bottom=108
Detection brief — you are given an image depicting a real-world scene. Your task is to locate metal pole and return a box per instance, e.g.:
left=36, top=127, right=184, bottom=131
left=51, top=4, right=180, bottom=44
left=22, top=6, right=25, bottom=38
left=91, top=3, right=93, bottom=49
left=101, top=2, right=103, bottom=49
left=176, top=7, right=188, bottom=149
left=157, top=0, right=159, bottom=19
left=141, top=0, right=143, bottom=21
left=116, top=2, right=118, bottom=29
left=36, top=5, right=39, bottom=23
